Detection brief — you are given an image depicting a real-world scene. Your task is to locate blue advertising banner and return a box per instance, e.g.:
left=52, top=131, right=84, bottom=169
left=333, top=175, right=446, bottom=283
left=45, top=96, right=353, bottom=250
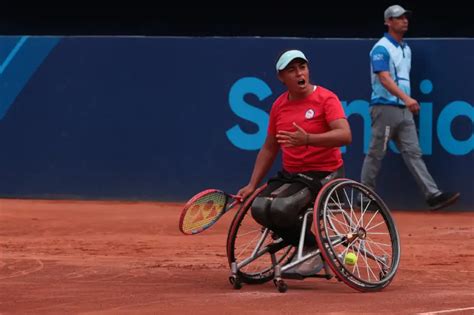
left=0, top=36, right=472, bottom=210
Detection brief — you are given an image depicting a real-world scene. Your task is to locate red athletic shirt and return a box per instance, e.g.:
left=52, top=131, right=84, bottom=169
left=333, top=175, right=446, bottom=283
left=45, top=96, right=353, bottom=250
left=268, top=86, right=346, bottom=173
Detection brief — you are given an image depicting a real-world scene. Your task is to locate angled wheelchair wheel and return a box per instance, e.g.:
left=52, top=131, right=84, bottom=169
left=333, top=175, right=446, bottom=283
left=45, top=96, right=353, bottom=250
left=227, top=186, right=295, bottom=284
left=313, top=179, right=401, bottom=292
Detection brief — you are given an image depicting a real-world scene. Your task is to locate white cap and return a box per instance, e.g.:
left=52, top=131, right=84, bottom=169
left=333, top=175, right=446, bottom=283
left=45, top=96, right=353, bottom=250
left=384, top=5, right=412, bottom=19
left=275, top=50, right=308, bottom=71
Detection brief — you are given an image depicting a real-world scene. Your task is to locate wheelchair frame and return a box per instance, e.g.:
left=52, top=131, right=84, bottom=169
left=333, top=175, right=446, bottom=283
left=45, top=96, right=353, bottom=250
left=226, top=178, right=401, bottom=293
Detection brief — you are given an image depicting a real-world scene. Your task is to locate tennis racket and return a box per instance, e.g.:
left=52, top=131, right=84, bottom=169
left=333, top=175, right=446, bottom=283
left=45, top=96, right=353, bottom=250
left=179, top=189, right=242, bottom=235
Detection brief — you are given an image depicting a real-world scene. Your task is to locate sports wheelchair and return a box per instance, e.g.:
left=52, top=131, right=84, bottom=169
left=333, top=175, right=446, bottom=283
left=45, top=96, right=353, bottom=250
left=226, top=178, right=400, bottom=293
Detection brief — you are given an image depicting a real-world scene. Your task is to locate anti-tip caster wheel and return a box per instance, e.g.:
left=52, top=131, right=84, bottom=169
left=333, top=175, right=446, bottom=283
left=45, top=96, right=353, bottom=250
left=229, top=275, right=242, bottom=290
left=273, top=279, right=288, bottom=293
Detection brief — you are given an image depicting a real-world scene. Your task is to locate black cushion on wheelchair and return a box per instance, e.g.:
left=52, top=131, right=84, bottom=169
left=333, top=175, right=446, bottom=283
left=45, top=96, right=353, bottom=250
left=251, top=196, right=273, bottom=227
left=270, top=187, right=312, bottom=228
left=250, top=166, right=345, bottom=238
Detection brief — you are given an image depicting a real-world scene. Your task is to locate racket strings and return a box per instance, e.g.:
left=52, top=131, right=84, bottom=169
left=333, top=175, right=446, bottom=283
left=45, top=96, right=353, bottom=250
left=182, top=192, right=227, bottom=233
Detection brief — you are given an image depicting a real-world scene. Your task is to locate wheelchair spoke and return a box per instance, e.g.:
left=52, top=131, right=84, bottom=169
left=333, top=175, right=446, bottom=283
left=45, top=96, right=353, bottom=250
left=364, top=240, right=390, bottom=270
left=365, top=219, right=386, bottom=232
left=236, top=229, right=262, bottom=259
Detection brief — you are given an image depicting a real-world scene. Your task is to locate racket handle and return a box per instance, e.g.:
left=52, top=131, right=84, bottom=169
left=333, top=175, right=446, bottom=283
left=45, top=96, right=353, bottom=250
left=231, top=194, right=243, bottom=202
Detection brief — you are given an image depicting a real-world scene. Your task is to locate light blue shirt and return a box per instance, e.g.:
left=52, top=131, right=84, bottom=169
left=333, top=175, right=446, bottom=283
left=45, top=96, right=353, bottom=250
left=370, top=33, right=412, bottom=106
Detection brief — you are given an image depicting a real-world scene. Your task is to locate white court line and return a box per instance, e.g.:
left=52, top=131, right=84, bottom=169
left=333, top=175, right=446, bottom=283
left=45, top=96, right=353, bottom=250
left=417, top=306, right=474, bottom=315
left=402, top=268, right=474, bottom=273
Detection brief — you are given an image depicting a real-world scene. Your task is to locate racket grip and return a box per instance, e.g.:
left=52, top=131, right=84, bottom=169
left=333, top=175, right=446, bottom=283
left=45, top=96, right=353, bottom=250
left=230, top=194, right=243, bottom=202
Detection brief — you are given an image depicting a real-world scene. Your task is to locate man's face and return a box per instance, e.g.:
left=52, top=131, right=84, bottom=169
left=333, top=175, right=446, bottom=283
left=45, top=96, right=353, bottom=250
left=386, top=14, right=409, bottom=33
left=278, top=59, right=310, bottom=91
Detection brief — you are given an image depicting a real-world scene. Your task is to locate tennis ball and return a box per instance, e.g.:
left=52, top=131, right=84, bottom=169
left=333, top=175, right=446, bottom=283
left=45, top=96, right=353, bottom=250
left=344, top=252, right=357, bottom=265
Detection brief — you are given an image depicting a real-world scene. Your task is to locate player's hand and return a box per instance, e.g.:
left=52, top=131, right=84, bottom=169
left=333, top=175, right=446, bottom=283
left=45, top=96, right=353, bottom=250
left=276, top=122, right=308, bottom=147
left=237, top=184, right=256, bottom=201
left=404, top=97, right=420, bottom=114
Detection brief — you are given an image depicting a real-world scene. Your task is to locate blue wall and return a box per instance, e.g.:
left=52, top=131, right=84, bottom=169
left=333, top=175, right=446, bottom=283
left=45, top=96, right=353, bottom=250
left=0, top=36, right=472, bottom=210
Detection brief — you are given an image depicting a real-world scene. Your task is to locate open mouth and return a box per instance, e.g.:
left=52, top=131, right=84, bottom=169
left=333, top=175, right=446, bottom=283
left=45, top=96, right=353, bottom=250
left=297, top=79, right=306, bottom=86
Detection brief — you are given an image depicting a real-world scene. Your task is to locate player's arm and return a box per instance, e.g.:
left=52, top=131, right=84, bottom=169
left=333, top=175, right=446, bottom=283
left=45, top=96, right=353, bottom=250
left=306, top=118, right=352, bottom=147
left=277, top=94, right=352, bottom=147
left=237, top=134, right=279, bottom=199
left=278, top=119, right=352, bottom=147
left=247, top=135, right=279, bottom=187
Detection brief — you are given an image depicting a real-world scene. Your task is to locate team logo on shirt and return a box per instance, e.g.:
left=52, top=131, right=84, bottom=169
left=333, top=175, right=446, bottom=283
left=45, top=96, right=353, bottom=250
left=373, top=54, right=384, bottom=61
left=305, top=109, right=315, bottom=119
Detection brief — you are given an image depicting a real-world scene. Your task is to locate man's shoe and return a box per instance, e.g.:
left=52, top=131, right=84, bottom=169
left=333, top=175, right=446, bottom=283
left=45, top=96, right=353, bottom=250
left=283, top=250, right=324, bottom=278
left=427, top=192, right=460, bottom=210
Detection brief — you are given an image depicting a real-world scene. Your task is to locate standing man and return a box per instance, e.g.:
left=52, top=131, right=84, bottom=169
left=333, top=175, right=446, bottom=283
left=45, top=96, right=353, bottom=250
left=361, top=4, right=460, bottom=210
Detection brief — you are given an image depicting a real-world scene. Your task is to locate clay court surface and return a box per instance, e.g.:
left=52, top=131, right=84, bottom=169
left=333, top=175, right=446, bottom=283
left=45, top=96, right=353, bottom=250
left=1, top=199, right=473, bottom=314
